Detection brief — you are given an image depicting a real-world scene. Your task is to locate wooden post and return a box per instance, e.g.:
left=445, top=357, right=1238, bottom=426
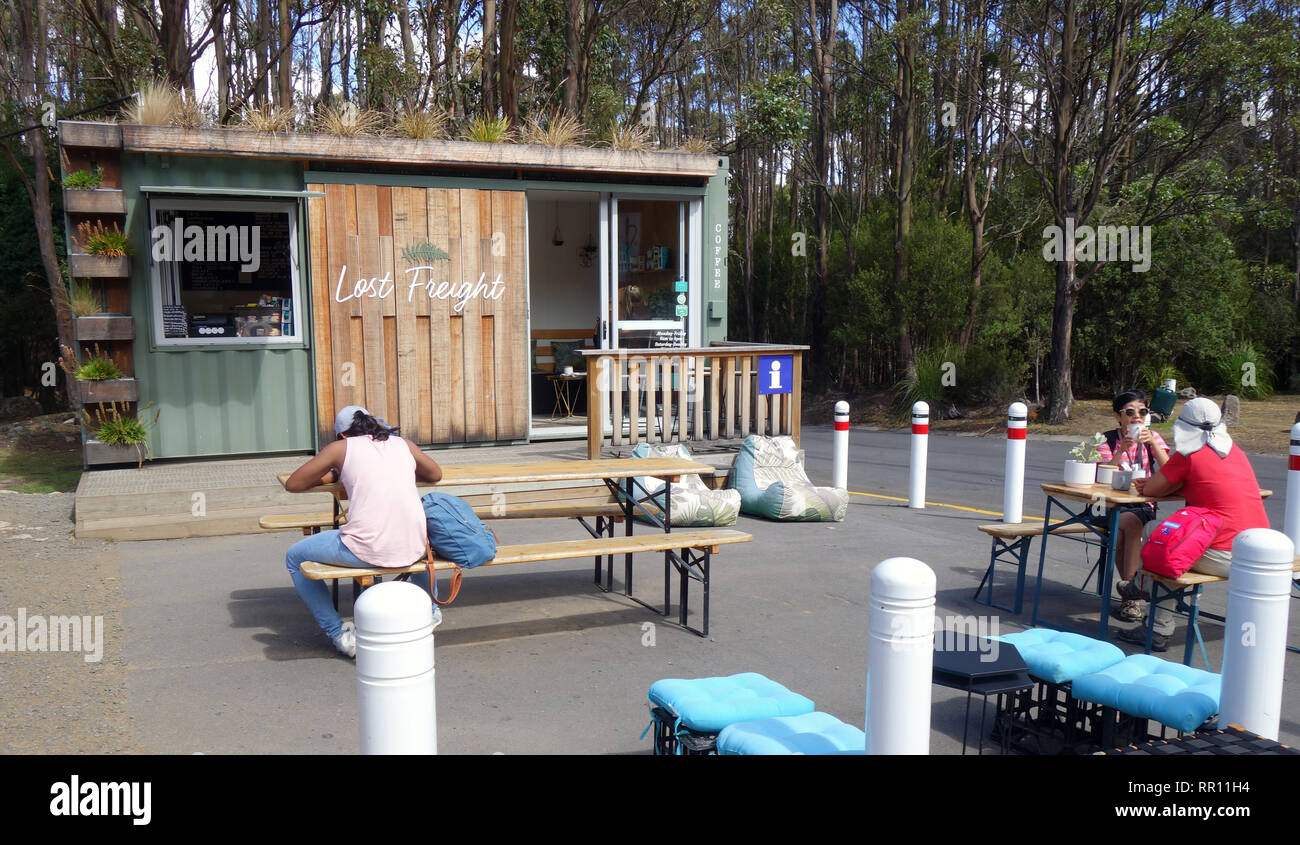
left=612, top=355, right=625, bottom=447
left=723, top=356, right=737, bottom=438
left=791, top=351, right=803, bottom=444
left=676, top=356, right=688, bottom=444
left=708, top=353, right=720, bottom=441
left=693, top=356, right=705, bottom=443
left=587, top=355, right=605, bottom=459
left=628, top=358, right=640, bottom=446
left=644, top=356, right=657, bottom=444
left=739, top=355, right=752, bottom=439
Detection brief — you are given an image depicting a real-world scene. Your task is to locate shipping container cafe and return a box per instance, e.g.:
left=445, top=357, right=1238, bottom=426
left=57, top=121, right=730, bottom=463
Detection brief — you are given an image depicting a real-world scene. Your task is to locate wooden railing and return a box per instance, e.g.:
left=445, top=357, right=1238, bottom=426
left=581, top=344, right=807, bottom=459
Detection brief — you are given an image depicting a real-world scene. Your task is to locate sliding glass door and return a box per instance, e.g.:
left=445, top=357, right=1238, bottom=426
left=607, top=196, right=700, bottom=349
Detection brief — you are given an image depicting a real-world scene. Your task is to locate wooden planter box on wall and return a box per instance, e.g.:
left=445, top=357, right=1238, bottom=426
left=63, top=188, right=126, bottom=215
left=75, top=315, right=134, bottom=342
left=69, top=253, right=129, bottom=278
left=84, top=439, right=145, bottom=467
left=74, top=378, right=138, bottom=404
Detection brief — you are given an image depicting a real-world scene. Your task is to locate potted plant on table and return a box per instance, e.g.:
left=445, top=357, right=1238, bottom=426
left=1065, top=433, right=1105, bottom=487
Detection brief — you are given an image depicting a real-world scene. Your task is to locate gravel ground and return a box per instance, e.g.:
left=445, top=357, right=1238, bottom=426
left=0, top=490, right=142, bottom=753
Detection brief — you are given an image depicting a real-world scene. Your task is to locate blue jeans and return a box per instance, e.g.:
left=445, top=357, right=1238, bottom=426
left=285, top=530, right=435, bottom=639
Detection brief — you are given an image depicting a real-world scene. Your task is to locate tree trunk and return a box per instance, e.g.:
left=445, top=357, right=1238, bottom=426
left=807, top=0, right=836, bottom=390
left=892, top=0, right=917, bottom=379
left=562, top=0, right=580, bottom=115
left=499, top=0, right=519, bottom=124
left=215, top=5, right=231, bottom=122
left=256, top=0, right=270, bottom=105
left=277, top=0, right=291, bottom=108
left=482, top=0, right=497, bottom=116
left=318, top=8, right=334, bottom=109
left=1045, top=257, right=1078, bottom=422
left=11, top=0, right=76, bottom=388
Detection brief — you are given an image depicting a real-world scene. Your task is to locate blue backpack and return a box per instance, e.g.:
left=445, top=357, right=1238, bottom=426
left=421, top=491, right=497, bottom=569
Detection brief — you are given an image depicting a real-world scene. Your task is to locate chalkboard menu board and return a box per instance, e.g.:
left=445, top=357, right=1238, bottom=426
left=162, top=306, right=188, bottom=338
left=155, top=209, right=291, bottom=294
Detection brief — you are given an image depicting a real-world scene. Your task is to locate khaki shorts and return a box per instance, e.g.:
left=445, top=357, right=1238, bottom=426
left=1141, top=520, right=1232, bottom=577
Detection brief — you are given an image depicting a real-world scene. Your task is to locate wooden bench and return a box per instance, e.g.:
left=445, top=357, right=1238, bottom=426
left=975, top=520, right=1107, bottom=615
left=1136, top=558, right=1300, bottom=668
left=300, top=527, right=752, bottom=637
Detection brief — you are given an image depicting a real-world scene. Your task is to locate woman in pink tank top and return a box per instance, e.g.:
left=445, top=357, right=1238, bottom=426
left=284, top=406, right=443, bottom=657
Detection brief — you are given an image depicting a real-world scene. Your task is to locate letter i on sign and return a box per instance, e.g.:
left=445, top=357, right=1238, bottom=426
left=768, top=359, right=782, bottom=390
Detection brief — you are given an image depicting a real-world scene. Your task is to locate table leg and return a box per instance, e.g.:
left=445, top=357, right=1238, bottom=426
left=1031, top=498, right=1055, bottom=627
left=664, top=478, right=673, bottom=617
left=623, top=477, right=634, bottom=597
left=1099, top=506, right=1120, bottom=640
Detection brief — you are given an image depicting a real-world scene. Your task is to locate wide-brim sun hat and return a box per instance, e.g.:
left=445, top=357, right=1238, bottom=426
left=1172, top=397, right=1232, bottom=458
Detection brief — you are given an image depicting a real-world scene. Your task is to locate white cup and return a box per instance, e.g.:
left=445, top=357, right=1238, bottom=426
left=1126, top=423, right=1144, bottom=441
left=562, top=365, right=574, bottom=376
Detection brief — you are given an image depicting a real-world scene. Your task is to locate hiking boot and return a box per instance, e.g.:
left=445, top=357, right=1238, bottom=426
left=332, top=627, right=356, bottom=658
left=1116, top=625, right=1169, bottom=652
left=1116, top=578, right=1150, bottom=601
left=1109, top=599, right=1146, bottom=623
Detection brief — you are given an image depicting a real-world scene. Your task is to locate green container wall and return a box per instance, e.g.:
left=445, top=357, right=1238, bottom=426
left=703, top=156, right=729, bottom=345
left=121, top=153, right=316, bottom=458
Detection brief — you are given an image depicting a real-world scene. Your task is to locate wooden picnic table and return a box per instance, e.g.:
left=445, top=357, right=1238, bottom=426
left=277, top=456, right=728, bottom=628
left=1032, top=481, right=1271, bottom=641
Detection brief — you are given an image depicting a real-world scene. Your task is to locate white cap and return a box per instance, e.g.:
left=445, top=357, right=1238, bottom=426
left=333, top=405, right=369, bottom=436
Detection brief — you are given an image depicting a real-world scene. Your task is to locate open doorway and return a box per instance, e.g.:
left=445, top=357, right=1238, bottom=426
left=526, top=190, right=601, bottom=439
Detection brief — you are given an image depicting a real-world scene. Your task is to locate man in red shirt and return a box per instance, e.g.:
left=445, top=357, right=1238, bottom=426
left=1118, top=398, right=1269, bottom=650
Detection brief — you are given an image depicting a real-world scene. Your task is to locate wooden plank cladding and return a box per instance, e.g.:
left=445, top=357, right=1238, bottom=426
left=307, top=182, right=527, bottom=447
left=583, top=346, right=808, bottom=459
left=121, top=124, right=719, bottom=178
left=58, top=121, right=123, bottom=149
left=63, top=188, right=127, bottom=215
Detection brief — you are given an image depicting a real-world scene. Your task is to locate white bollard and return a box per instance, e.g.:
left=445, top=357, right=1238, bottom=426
left=1218, top=529, right=1294, bottom=740
left=909, top=401, right=928, bottom=509
left=1284, top=423, right=1300, bottom=550
left=1003, top=402, right=1027, bottom=524
left=833, top=400, right=850, bottom=491
left=866, top=557, right=936, bottom=754
left=356, top=581, right=437, bottom=755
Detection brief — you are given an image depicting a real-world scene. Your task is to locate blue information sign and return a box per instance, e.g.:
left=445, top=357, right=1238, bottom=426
left=757, top=355, right=794, bottom=395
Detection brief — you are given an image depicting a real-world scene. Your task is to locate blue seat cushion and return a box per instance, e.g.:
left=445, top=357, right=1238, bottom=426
left=716, top=712, right=865, bottom=755
left=647, top=673, right=814, bottom=733
left=1071, top=654, right=1221, bottom=733
left=996, top=629, right=1125, bottom=684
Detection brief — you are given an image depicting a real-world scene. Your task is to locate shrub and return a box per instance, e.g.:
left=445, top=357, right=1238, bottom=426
left=314, top=103, right=385, bottom=136
left=73, top=345, right=123, bottom=381
left=83, top=402, right=159, bottom=468
left=892, top=345, right=957, bottom=419
left=70, top=281, right=101, bottom=317
left=953, top=345, right=1028, bottom=406
left=1136, top=361, right=1187, bottom=395
left=240, top=103, right=296, bottom=133
left=604, top=123, right=652, bottom=151
left=675, top=136, right=714, bottom=154
left=1213, top=341, right=1274, bottom=399
left=393, top=107, right=449, bottom=140
left=519, top=111, right=588, bottom=146
left=76, top=220, right=133, bottom=256
left=460, top=115, right=515, bottom=143
left=123, top=80, right=180, bottom=126
left=64, top=167, right=103, bottom=189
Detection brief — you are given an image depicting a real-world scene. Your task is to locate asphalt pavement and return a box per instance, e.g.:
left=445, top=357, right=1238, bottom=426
left=115, top=426, right=1300, bottom=754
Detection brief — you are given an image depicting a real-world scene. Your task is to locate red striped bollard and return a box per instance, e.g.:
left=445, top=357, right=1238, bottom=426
left=1003, top=402, right=1027, bottom=524
left=833, top=401, right=850, bottom=490
left=1284, top=422, right=1300, bottom=550
left=909, top=401, right=928, bottom=509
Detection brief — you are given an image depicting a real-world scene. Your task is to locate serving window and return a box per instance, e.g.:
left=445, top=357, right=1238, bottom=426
left=148, top=198, right=303, bottom=346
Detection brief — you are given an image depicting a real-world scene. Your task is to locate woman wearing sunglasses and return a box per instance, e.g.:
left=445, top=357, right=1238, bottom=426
left=1093, top=389, right=1170, bottom=623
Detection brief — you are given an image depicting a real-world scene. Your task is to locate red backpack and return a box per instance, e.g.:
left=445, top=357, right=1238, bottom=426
left=1140, top=507, right=1223, bottom=578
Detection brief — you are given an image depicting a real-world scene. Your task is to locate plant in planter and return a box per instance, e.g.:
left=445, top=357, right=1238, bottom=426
left=83, top=402, right=159, bottom=469
left=70, top=281, right=102, bottom=317
left=460, top=115, right=515, bottom=143
left=76, top=220, right=133, bottom=257
left=1065, top=432, right=1105, bottom=487
left=59, top=343, right=123, bottom=381
left=64, top=166, right=104, bottom=189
